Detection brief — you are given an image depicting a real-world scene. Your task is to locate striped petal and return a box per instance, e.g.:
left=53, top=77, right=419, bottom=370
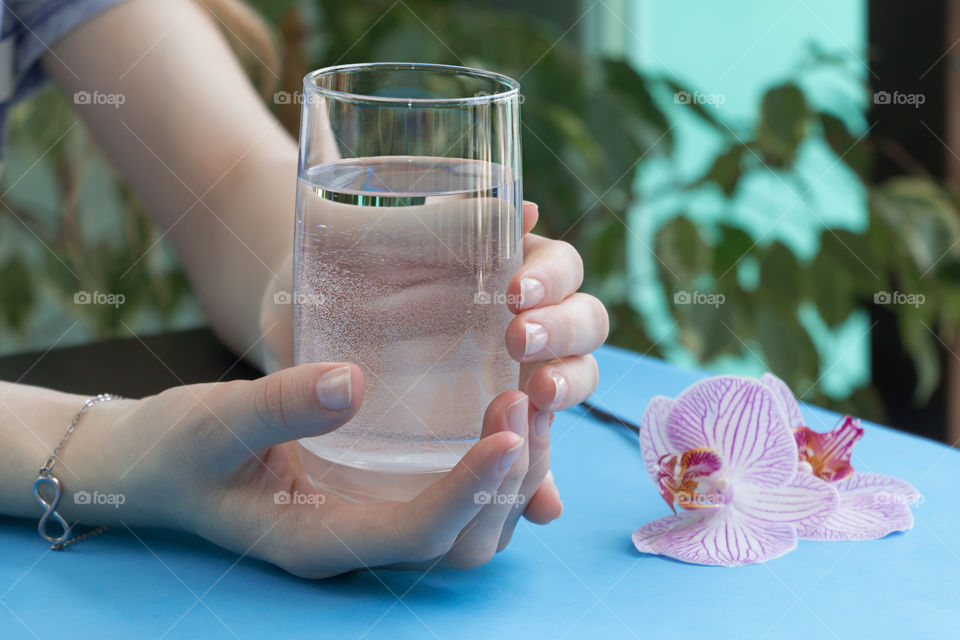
left=798, top=473, right=920, bottom=541
left=760, top=373, right=804, bottom=429
left=632, top=508, right=797, bottom=566
left=639, top=395, right=674, bottom=484
left=735, top=472, right=838, bottom=528
left=664, top=376, right=797, bottom=487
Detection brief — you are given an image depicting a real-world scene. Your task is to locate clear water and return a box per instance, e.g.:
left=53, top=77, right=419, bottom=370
left=294, top=156, right=521, bottom=476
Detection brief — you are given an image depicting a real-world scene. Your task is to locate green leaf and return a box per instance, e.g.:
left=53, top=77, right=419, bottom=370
left=756, top=83, right=808, bottom=167
left=754, top=306, right=818, bottom=387
left=758, top=242, right=800, bottom=313
left=0, top=256, right=35, bottom=332
left=871, top=177, right=960, bottom=275
left=695, top=145, right=746, bottom=197
left=898, top=309, right=941, bottom=403
left=811, top=248, right=854, bottom=327
left=713, top=224, right=756, bottom=278
left=819, top=112, right=870, bottom=179
left=656, top=217, right=711, bottom=285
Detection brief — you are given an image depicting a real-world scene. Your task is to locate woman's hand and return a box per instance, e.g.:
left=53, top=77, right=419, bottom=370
left=60, top=364, right=542, bottom=578
left=492, top=202, right=608, bottom=546
left=256, top=201, right=608, bottom=553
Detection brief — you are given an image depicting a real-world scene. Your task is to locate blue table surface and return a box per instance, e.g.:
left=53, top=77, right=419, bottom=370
left=2, top=346, right=959, bottom=639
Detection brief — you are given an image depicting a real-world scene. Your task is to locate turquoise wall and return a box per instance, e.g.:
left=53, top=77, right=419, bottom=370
left=590, top=0, right=870, bottom=398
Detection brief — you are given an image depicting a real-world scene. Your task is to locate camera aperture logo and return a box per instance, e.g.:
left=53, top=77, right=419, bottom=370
left=474, top=490, right=526, bottom=506
left=74, top=290, right=125, bottom=308
left=74, top=490, right=125, bottom=508
left=674, top=90, right=725, bottom=108
left=674, top=290, right=725, bottom=308
left=274, top=290, right=325, bottom=306
left=873, top=90, right=925, bottom=108
left=274, top=490, right=325, bottom=508
left=73, top=91, right=126, bottom=109
left=273, top=91, right=307, bottom=105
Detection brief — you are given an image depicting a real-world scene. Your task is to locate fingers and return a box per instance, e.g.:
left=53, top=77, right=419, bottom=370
left=440, top=391, right=531, bottom=569
left=216, top=363, right=365, bottom=462
left=520, top=354, right=600, bottom=411
left=266, top=429, right=524, bottom=578
left=506, top=293, right=609, bottom=364
left=507, top=234, right=584, bottom=313
left=522, top=201, right=539, bottom=235
left=497, top=405, right=554, bottom=551
left=522, top=471, right=563, bottom=525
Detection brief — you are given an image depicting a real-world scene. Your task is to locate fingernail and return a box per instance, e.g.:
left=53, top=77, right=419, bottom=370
left=534, top=411, right=552, bottom=439
left=506, top=396, right=528, bottom=435
left=551, top=373, right=568, bottom=407
left=317, top=366, right=352, bottom=410
left=519, top=277, right=545, bottom=309
left=524, top=322, right=548, bottom=357
left=499, top=438, right=524, bottom=473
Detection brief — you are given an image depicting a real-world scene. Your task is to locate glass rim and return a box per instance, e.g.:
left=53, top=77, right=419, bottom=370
left=302, top=62, right=520, bottom=106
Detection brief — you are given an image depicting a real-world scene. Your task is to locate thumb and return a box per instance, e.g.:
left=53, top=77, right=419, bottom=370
left=217, top=363, right=364, bottom=460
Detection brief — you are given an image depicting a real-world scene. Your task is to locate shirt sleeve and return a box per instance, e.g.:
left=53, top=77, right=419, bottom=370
left=1, top=0, right=134, bottom=105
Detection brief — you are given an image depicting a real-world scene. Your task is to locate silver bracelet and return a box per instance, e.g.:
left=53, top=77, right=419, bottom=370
left=33, top=393, right=122, bottom=550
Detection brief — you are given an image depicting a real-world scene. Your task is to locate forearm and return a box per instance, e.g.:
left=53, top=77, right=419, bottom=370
left=42, top=0, right=298, bottom=367
left=0, top=382, right=146, bottom=526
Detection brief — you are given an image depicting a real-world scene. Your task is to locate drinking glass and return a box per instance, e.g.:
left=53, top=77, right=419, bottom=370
left=293, top=63, right=523, bottom=502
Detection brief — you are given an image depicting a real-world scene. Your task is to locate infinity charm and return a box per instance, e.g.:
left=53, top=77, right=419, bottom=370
left=33, top=474, right=70, bottom=545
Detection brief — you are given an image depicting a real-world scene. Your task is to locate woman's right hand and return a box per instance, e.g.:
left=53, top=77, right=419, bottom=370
left=61, top=363, right=546, bottom=578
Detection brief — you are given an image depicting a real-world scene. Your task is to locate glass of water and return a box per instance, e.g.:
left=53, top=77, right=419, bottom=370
left=294, top=63, right=523, bottom=502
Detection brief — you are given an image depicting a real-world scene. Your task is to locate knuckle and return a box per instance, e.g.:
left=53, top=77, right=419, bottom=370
left=586, top=295, right=610, bottom=342
left=253, top=373, right=290, bottom=428
left=556, top=240, right=584, bottom=281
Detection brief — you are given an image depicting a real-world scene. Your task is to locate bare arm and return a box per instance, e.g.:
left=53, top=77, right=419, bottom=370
left=42, top=0, right=297, bottom=368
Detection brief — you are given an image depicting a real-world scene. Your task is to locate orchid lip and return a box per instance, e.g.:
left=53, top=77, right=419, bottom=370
left=656, top=448, right=728, bottom=512
left=794, top=416, right=864, bottom=483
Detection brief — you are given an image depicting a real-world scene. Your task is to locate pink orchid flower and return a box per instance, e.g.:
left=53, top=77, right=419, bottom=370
left=634, top=376, right=839, bottom=566
left=759, top=374, right=921, bottom=541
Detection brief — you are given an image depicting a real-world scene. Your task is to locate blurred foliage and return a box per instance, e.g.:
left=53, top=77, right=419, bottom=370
left=656, top=73, right=960, bottom=417
left=0, top=83, right=199, bottom=353
left=3, top=0, right=957, bottom=429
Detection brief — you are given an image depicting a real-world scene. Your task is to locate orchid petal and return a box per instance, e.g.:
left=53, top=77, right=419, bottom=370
left=798, top=473, right=920, bottom=541
left=632, top=508, right=797, bottom=566
left=665, top=376, right=797, bottom=487
left=639, top=396, right=674, bottom=484
left=735, top=472, right=838, bottom=529
left=760, top=373, right=804, bottom=429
